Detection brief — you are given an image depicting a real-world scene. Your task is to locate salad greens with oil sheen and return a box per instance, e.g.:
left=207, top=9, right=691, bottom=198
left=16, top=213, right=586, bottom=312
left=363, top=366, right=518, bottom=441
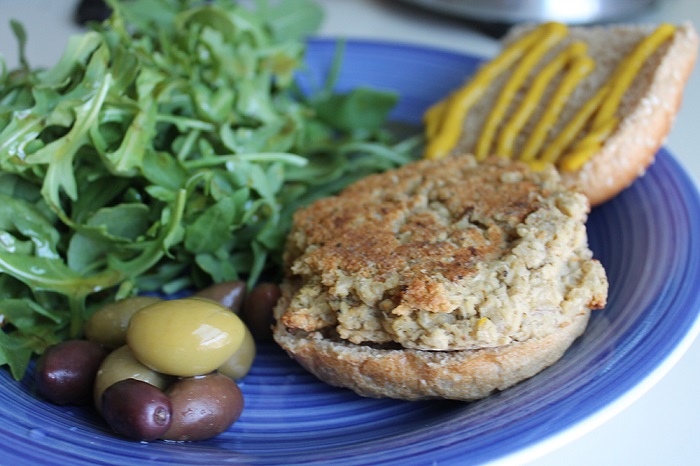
left=0, top=0, right=420, bottom=380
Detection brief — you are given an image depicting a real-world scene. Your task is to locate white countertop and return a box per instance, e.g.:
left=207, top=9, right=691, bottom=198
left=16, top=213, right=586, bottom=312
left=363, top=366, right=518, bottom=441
left=2, top=1, right=699, bottom=464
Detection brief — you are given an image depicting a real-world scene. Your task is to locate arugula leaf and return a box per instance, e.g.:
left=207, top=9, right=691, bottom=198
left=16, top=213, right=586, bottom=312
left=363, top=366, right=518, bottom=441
left=67, top=203, right=151, bottom=273
left=0, top=194, right=61, bottom=259
left=9, top=20, right=29, bottom=71
left=256, top=0, right=324, bottom=42
left=0, top=330, right=34, bottom=381
left=1, top=298, right=63, bottom=328
left=99, top=67, right=160, bottom=174
left=0, top=252, right=122, bottom=297
left=26, top=45, right=114, bottom=209
left=313, top=87, right=400, bottom=132
left=184, top=196, right=239, bottom=254
left=0, top=0, right=422, bottom=380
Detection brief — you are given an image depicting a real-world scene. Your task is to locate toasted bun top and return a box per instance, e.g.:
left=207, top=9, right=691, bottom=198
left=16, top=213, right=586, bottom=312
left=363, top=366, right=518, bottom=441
left=445, top=23, right=698, bottom=205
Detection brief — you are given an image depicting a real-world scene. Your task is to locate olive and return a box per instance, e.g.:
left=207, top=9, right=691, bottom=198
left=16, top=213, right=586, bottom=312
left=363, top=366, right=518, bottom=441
left=85, top=296, right=162, bottom=349
left=127, top=298, right=246, bottom=377
left=161, top=373, right=244, bottom=441
left=101, top=378, right=172, bottom=441
left=194, top=281, right=246, bottom=314
left=217, top=324, right=256, bottom=380
left=94, top=345, right=172, bottom=412
left=34, top=340, right=108, bottom=405
left=241, top=283, right=281, bottom=341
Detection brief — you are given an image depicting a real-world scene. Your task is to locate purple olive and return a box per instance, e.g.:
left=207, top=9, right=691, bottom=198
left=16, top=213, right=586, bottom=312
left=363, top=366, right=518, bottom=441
left=240, top=283, right=281, bottom=341
left=161, top=373, right=243, bottom=441
left=194, top=281, right=247, bottom=314
left=101, top=378, right=172, bottom=441
left=34, top=340, right=109, bottom=405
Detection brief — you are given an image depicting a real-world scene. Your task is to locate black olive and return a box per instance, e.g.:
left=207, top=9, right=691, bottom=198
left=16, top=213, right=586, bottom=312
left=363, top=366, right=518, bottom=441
left=34, top=340, right=109, bottom=405
left=194, top=281, right=247, bottom=314
left=240, top=283, right=281, bottom=341
left=161, top=373, right=243, bottom=441
left=101, top=378, right=172, bottom=441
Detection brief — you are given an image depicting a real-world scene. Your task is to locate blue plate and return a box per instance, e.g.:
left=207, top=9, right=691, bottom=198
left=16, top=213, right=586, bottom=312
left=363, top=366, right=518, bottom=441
left=3, top=39, right=700, bottom=466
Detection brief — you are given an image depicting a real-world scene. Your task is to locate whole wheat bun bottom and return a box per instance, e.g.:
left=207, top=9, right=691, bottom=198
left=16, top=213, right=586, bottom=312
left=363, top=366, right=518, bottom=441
left=273, top=288, right=591, bottom=401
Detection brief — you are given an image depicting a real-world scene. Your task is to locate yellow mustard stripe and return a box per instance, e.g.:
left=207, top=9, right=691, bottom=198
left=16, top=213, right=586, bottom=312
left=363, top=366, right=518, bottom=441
left=552, top=24, right=675, bottom=171
left=592, top=23, right=676, bottom=128
left=423, top=22, right=676, bottom=172
left=424, top=98, right=449, bottom=139
left=519, top=53, right=595, bottom=162
left=474, top=22, right=568, bottom=160
left=524, top=159, right=551, bottom=172
left=557, top=146, right=600, bottom=172
left=573, top=117, right=619, bottom=150
left=558, top=117, right=618, bottom=171
left=538, top=85, right=609, bottom=164
left=497, top=41, right=589, bottom=160
left=422, top=23, right=553, bottom=160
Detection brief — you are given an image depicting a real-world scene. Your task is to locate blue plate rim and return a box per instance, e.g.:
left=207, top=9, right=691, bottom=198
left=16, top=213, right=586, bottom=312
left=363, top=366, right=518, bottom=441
left=2, top=37, right=700, bottom=466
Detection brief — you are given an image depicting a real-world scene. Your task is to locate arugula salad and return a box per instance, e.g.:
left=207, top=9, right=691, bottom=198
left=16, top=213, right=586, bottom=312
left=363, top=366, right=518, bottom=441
left=0, top=0, right=419, bottom=380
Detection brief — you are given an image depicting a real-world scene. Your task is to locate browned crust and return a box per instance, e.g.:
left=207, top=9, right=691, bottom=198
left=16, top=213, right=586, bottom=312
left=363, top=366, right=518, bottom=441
left=563, top=23, right=698, bottom=205
left=273, top=285, right=591, bottom=401
left=282, top=156, right=558, bottom=330
left=273, top=312, right=590, bottom=401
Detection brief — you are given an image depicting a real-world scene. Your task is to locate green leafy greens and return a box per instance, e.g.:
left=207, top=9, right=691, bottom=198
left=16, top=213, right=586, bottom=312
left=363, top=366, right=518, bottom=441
left=0, top=0, right=420, bottom=380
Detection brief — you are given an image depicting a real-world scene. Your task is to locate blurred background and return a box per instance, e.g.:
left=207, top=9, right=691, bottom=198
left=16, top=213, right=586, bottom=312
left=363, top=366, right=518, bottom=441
left=1, top=1, right=699, bottom=465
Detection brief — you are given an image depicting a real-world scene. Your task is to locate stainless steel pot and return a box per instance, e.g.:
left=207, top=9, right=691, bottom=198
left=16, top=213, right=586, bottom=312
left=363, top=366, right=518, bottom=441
left=401, top=0, right=659, bottom=24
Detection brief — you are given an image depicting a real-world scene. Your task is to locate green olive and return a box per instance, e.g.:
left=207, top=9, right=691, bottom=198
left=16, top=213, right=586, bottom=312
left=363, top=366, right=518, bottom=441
left=217, top=324, right=256, bottom=380
left=93, top=345, right=172, bottom=413
left=126, top=298, right=245, bottom=377
left=85, top=296, right=162, bottom=349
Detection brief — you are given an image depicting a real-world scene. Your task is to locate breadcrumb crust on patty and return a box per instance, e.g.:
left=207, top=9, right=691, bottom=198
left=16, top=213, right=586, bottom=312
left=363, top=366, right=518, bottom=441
left=279, top=155, right=608, bottom=351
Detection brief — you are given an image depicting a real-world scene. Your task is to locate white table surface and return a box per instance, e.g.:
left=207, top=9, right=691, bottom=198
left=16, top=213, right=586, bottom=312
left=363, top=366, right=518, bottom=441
left=1, top=1, right=699, bottom=465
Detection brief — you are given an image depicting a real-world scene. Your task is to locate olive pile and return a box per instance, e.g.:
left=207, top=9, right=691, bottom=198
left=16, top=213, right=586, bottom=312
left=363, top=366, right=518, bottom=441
left=33, top=282, right=280, bottom=442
